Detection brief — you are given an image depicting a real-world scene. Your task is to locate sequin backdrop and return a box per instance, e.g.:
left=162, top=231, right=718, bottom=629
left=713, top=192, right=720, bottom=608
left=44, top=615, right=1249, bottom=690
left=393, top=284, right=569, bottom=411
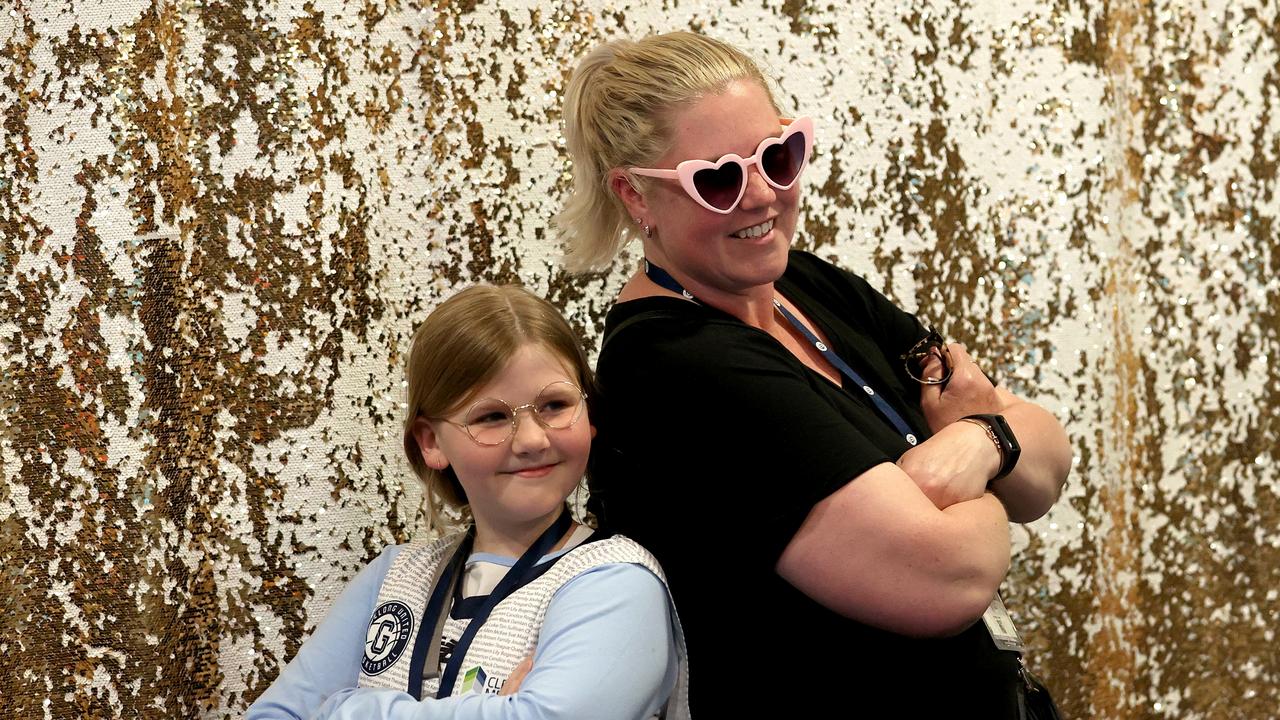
left=1, top=0, right=1276, bottom=717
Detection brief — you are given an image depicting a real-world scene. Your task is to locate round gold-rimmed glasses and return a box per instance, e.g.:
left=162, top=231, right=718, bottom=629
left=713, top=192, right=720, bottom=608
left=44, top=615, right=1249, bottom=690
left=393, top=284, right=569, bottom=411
left=900, top=328, right=953, bottom=385
left=439, top=380, right=587, bottom=446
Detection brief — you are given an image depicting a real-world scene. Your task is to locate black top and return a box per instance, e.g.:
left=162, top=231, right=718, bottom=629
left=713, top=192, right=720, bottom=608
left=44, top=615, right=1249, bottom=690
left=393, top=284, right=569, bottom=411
left=591, top=251, right=1019, bottom=716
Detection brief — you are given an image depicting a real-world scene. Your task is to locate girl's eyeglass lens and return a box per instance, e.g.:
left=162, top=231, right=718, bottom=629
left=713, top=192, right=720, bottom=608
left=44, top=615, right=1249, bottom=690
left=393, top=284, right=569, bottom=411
left=458, top=381, right=586, bottom=446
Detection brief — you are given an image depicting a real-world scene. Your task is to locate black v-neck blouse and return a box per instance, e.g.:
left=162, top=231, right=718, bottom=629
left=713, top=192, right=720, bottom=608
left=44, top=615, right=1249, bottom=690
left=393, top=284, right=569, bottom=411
left=590, top=250, right=1021, bottom=717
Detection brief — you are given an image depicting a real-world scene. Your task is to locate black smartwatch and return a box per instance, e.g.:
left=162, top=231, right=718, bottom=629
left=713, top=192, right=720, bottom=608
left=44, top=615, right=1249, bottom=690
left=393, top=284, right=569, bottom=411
left=961, top=414, right=1021, bottom=481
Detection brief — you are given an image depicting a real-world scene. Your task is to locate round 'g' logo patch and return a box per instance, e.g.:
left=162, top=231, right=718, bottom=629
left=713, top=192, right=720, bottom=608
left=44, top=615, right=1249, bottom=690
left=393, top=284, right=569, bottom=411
left=363, top=601, right=414, bottom=676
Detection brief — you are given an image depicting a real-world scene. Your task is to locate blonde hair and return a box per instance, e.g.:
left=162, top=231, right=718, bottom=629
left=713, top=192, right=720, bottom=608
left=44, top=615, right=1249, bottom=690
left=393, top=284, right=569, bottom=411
left=402, top=284, right=596, bottom=531
left=556, top=31, right=780, bottom=273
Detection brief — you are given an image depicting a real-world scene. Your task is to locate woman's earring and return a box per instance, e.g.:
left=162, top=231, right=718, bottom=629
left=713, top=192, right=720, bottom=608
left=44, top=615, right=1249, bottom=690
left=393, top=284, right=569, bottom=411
left=635, top=217, right=653, bottom=240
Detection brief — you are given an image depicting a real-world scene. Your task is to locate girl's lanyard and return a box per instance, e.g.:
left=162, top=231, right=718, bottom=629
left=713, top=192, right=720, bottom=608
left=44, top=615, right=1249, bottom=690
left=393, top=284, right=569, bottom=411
left=406, top=508, right=574, bottom=699
left=644, top=259, right=920, bottom=446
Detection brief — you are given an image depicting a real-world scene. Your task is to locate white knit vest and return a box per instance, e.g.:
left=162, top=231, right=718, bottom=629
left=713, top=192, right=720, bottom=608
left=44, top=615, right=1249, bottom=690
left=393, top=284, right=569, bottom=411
left=358, top=532, right=689, bottom=719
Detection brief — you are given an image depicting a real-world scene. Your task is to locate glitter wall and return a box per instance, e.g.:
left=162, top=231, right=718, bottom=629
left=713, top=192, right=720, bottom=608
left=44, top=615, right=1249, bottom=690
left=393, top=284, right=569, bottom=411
left=1, top=1, right=1276, bottom=718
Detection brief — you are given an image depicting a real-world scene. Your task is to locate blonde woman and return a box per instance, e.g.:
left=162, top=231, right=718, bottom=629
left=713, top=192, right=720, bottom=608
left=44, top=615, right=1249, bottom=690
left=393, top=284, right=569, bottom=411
left=559, top=32, right=1071, bottom=717
left=248, top=285, right=687, bottom=720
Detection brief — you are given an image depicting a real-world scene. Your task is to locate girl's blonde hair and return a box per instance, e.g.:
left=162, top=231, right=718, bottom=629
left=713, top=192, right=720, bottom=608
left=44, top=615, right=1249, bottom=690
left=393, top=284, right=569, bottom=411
left=402, top=284, right=596, bottom=531
left=556, top=31, right=779, bottom=273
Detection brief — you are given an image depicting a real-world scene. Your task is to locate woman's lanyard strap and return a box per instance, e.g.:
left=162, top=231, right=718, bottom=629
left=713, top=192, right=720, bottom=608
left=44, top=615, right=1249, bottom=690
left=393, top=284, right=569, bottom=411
left=770, top=300, right=919, bottom=445
left=408, top=508, right=575, bottom=700
left=643, top=258, right=919, bottom=446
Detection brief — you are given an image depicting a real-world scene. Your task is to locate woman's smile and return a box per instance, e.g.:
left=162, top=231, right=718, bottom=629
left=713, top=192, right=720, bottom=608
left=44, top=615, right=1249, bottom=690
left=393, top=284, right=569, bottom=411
left=730, top=217, right=776, bottom=240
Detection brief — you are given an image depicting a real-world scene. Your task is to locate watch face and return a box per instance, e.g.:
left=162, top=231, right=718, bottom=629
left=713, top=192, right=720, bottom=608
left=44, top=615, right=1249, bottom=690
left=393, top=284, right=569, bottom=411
left=988, top=415, right=1019, bottom=477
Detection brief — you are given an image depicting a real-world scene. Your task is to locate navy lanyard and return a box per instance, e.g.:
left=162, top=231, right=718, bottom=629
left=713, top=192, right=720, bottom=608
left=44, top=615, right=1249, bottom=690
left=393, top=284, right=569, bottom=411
left=644, top=259, right=920, bottom=446
left=407, top=508, right=574, bottom=699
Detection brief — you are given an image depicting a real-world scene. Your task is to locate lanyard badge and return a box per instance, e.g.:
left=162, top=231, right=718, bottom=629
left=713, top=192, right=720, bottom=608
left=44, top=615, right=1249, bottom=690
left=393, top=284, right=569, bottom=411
left=406, top=509, right=574, bottom=699
left=981, top=592, right=1026, bottom=653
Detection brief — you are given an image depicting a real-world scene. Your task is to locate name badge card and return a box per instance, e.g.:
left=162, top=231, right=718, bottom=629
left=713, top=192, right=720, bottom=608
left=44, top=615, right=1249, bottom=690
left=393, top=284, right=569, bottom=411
left=982, top=592, right=1026, bottom=653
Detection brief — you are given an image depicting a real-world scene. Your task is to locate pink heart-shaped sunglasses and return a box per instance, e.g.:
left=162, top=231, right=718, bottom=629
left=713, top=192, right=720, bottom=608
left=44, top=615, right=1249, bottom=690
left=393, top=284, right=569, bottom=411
left=629, top=116, right=814, bottom=214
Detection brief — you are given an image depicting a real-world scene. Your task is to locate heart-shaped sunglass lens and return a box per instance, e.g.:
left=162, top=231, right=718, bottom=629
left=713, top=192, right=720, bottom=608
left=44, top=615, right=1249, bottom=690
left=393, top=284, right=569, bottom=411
left=761, top=131, right=806, bottom=187
left=692, top=162, right=744, bottom=211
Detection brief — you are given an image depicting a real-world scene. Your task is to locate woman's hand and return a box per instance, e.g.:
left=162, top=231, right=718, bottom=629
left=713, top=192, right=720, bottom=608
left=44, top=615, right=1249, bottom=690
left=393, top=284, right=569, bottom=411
left=902, top=344, right=1006, bottom=510
left=918, top=344, right=1001, bottom=432
left=897, top=421, right=1001, bottom=509
left=916, top=342, right=1073, bottom=522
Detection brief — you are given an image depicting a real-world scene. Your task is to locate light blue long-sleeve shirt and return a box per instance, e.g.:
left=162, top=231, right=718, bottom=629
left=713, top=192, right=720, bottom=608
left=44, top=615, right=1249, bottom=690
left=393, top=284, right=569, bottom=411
left=246, top=544, right=678, bottom=720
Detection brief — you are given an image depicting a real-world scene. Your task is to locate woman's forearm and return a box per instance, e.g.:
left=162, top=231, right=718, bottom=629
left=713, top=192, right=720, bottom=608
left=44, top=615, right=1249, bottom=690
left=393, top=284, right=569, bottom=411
left=778, top=464, right=1012, bottom=637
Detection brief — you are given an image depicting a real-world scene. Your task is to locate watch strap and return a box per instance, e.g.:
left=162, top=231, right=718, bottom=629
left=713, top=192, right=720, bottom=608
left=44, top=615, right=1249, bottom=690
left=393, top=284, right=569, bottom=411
left=961, top=413, right=1021, bottom=480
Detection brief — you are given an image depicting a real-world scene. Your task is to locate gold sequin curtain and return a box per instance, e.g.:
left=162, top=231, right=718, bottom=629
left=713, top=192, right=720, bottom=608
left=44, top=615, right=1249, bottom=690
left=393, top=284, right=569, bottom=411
left=1, top=1, right=1276, bottom=718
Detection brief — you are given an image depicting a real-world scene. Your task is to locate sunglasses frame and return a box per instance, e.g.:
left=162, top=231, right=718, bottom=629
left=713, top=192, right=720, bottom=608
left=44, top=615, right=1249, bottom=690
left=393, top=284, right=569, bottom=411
left=628, top=116, right=814, bottom=215
left=900, top=328, right=954, bottom=386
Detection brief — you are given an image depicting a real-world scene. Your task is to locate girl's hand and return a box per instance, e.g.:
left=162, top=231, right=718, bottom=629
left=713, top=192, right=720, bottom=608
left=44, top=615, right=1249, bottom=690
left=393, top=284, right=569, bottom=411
left=499, top=654, right=534, bottom=696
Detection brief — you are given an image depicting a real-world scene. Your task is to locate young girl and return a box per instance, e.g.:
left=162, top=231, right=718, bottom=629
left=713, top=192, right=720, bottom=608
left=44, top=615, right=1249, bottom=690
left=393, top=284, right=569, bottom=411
left=248, top=284, right=687, bottom=720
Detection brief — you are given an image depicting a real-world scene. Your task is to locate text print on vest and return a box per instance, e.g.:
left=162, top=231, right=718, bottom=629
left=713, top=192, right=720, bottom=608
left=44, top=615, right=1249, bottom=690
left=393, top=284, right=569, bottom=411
left=363, top=601, right=414, bottom=675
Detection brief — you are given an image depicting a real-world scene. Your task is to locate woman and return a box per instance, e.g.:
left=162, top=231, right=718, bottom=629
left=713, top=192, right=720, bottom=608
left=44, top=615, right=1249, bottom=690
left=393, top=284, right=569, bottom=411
left=557, top=32, right=1071, bottom=716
